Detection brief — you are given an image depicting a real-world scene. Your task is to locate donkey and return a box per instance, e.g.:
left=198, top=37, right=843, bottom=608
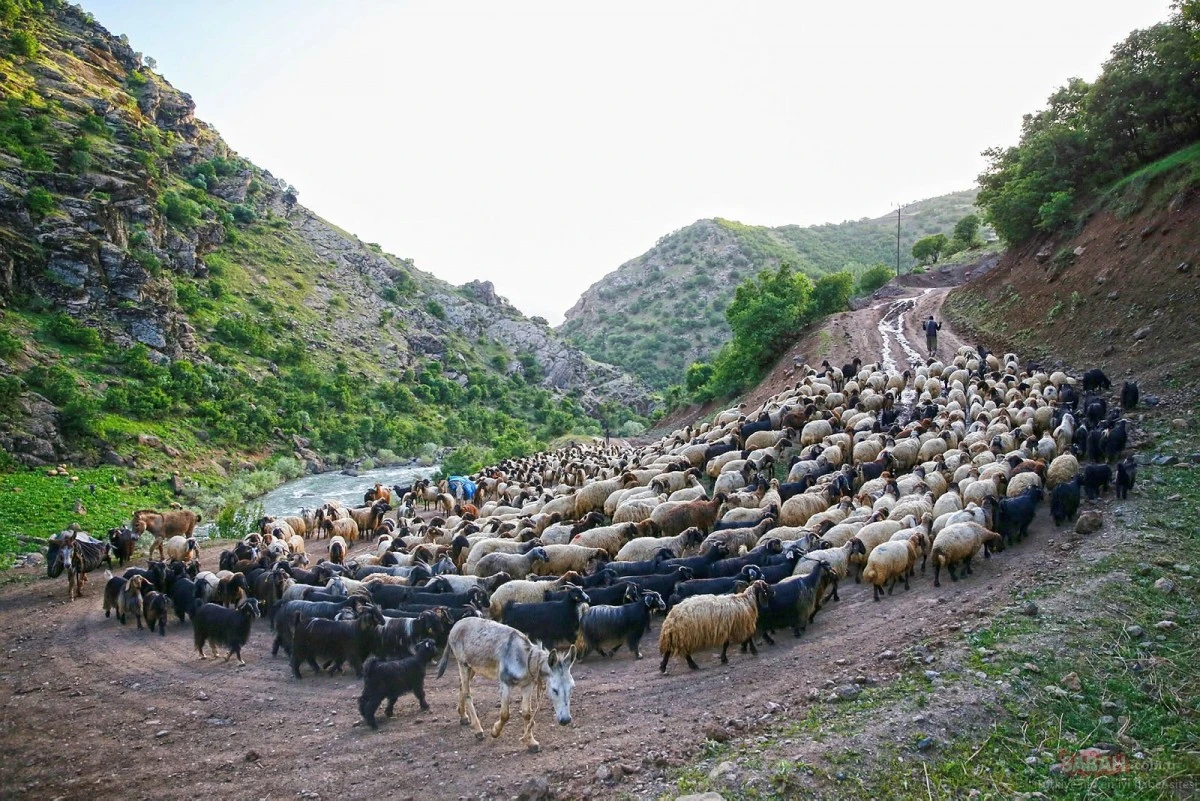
left=55, top=532, right=113, bottom=601
left=437, top=617, right=576, bottom=753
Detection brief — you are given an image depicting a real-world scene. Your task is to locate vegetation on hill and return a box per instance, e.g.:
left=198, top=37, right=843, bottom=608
left=560, top=191, right=982, bottom=388
left=976, top=4, right=1200, bottom=245
left=0, top=0, right=649, bottom=546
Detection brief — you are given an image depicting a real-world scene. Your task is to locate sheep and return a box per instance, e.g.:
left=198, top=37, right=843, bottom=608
left=328, top=535, right=348, bottom=565
left=780, top=491, right=831, bottom=527
left=702, top=518, right=775, bottom=556
left=576, top=590, right=667, bottom=659
left=502, top=585, right=591, bottom=648
left=1116, top=456, right=1136, bottom=499
left=435, top=573, right=511, bottom=595
left=1006, top=471, right=1042, bottom=498
left=358, top=640, right=439, bottom=729
left=1045, top=453, right=1079, bottom=488
left=649, top=494, right=728, bottom=537
left=658, top=580, right=773, bottom=672
left=474, top=546, right=550, bottom=578
left=612, top=493, right=668, bottom=524
left=532, top=544, right=609, bottom=577
left=464, top=538, right=543, bottom=575
left=794, top=540, right=866, bottom=598
left=489, top=573, right=583, bottom=620
left=571, top=522, right=639, bottom=557
left=117, top=574, right=149, bottom=629
left=861, top=540, right=917, bottom=601
left=616, top=526, right=705, bottom=562
left=930, top=522, right=1004, bottom=587
left=995, top=487, right=1043, bottom=545
left=192, top=597, right=261, bottom=665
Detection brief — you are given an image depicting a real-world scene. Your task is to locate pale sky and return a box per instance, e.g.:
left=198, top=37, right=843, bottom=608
left=84, top=0, right=1174, bottom=323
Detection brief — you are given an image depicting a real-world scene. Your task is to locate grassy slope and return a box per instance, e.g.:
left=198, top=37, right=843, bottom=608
left=561, top=190, right=980, bottom=388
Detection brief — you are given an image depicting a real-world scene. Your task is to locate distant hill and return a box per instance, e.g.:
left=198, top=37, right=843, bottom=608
left=559, top=190, right=980, bottom=387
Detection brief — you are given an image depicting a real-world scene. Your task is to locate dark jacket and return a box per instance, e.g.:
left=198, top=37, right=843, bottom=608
left=924, top=319, right=941, bottom=336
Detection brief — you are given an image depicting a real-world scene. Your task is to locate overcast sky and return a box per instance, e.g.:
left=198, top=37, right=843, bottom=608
left=85, top=0, right=1174, bottom=323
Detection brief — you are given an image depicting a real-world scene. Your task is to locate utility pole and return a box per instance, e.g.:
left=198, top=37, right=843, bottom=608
left=893, top=201, right=910, bottom=277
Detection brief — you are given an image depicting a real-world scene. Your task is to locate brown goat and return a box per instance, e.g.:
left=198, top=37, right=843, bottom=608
left=651, top=493, right=729, bottom=538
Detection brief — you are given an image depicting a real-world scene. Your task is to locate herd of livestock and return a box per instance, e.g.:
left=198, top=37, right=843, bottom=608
left=44, top=345, right=1140, bottom=752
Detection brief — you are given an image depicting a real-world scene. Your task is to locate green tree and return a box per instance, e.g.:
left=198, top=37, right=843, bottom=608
left=725, top=263, right=814, bottom=372
left=951, top=214, right=981, bottom=249
left=9, top=30, right=37, bottom=58
left=811, top=270, right=855, bottom=314
left=685, top=361, right=713, bottom=394
left=912, top=234, right=949, bottom=265
left=856, top=263, right=893, bottom=295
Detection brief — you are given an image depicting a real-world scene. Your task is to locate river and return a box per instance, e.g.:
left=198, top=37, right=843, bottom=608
left=199, top=464, right=440, bottom=536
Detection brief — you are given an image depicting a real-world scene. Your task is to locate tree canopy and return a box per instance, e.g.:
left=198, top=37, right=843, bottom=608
left=977, top=10, right=1200, bottom=245
left=912, top=234, right=949, bottom=265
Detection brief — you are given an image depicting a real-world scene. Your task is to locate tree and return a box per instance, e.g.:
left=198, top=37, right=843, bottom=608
left=685, top=361, right=713, bottom=394
left=856, top=263, right=893, bottom=295
left=724, top=263, right=814, bottom=373
left=811, top=271, right=855, bottom=315
left=912, top=234, right=949, bottom=265
left=951, top=214, right=981, bottom=249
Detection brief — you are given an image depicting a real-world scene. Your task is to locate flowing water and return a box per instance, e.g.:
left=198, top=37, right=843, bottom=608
left=198, top=463, right=439, bottom=536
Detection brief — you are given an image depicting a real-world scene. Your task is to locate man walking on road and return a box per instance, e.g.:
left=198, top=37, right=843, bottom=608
left=924, top=315, right=941, bottom=357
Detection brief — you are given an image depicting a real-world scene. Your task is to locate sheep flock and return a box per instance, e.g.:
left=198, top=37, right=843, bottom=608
left=85, top=345, right=1139, bottom=751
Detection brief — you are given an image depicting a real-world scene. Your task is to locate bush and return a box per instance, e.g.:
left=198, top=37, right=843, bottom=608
left=231, top=203, right=257, bottom=224
left=213, top=500, right=263, bottom=540
left=375, top=448, right=400, bottom=466
left=24, top=186, right=53, bottom=217
left=272, top=456, right=304, bottom=480
left=0, top=329, right=21, bottom=359
left=856, top=263, right=893, bottom=295
left=0, top=374, right=22, bottom=408
left=159, top=190, right=202, bottom=228
left=811, top=270, right=855, bottom=314
left=43, top=314, right=102, bottom=350
left=9, top=30, right=37, bottom=58
left=436, top=444, right=488, bottom=479
left=425, top=299, right=446, bottom=320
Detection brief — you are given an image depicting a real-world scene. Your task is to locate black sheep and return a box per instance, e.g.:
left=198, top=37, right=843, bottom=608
left=192, top=598, right=261, bottom=666
left=502, top=585, right=591, bottom=648
left=625, top=565, right=696, bottom=598
left=1082, top=464, right=1112, bottom=500
left=358, top=639, right=439, bottom=729
left=1121, top=381, right=1139, bottom=410
left=1116, top=456, right=1137, bottom=500
left=1082, top=368, right=1111, bottom=392
left=577, top=590, right=667, bottom=659
left=1050, top=477, right=1082, bottom=526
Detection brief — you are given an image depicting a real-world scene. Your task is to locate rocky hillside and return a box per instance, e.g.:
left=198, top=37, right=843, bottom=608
left=560, top=190, right=979, bottom=387
left=0, top=0, right=647, bottom=471
left=946, top=145, right=1200, bottom=384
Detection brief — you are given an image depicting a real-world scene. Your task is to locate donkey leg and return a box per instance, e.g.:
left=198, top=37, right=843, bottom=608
left=459, top=665, right=484, bottom=739
left=491, top=681, right=511, bottom=738
left=520, top=686, right=540, bottom=753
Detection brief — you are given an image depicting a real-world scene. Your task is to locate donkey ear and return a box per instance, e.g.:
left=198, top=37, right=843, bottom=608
left=564, top=645, right=577, bottom=666
left=547, top=649, right=559, bottom=667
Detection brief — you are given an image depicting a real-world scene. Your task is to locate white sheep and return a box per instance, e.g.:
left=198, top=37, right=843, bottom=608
left=658, top=580, right=773, bottom=672
left=930, top=522, right=1004, bottom=587
left=861, top=539, right=918, bottom=600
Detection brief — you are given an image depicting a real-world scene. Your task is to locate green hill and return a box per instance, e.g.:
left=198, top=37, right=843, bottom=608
left=559, top=190, right=979, bottom=387
left=0, top=0, right=648, bottom=492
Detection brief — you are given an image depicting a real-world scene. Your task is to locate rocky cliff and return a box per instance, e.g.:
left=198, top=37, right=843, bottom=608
left=0, top=1, right=648, bottom=469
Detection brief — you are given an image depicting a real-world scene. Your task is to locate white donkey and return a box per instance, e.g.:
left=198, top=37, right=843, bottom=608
left=437, top=617, right=575, bottom=752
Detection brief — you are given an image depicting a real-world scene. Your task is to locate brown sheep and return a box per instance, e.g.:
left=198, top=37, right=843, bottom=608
left=651, top=493, right=728, bottom=538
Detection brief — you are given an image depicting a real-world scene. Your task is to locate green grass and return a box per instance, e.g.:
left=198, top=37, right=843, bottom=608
left=1105, top=142, right=1200, bottom=195
left=0, top=467, right=174, bottom=566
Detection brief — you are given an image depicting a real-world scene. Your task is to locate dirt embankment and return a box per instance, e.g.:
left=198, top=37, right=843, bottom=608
left=945, top=192, right=1200, bottom=385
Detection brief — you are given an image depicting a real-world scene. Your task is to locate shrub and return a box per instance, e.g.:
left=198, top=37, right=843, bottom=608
left=437, top=444, right=488, bottom=479
left=856, top=263, right=893, bottom=295
left=375, top=448, right=400, bottom=465
left=231, top=203, right=257, bottom=224
left=24, top=186, right=53, bottom=217
left=0, top=329, right=21, bottom=359
left=213, top=317, right=266, bottom=350
left=425, top=299, right=446, bottom=320
left=43, top=314, right=102, bottom=350
left=213, top=500, right=262, bottom=540
left=272, top=456, right=304, bottom=480
left=9, top=30, right=37, bottom=58
left=58, top=396, right=99, bottom=439
left=811, top=270, right=855, bottom=314
left=159, top=190, right=201, bottom=228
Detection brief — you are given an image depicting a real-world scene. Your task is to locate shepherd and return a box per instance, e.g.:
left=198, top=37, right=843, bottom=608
left=924, top=315, right=941, bottom=357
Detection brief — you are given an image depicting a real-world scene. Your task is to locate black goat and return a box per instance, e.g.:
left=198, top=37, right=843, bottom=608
left=358, top=640, right=439, bottom=729
left=291, top=603, right=385, bottom=678
left=271, top=596, right=368, bottom=655
left=662, top=541, right=730, bottom=579
left=1050, top=477, right=1082, bottom=526
left=378, top=609, right=452, bottom=657
left=166, top=573, right=197, bottom=623
left=669, top=566, right=761, bottom=608
left=577, top=590, right=667, bottom=659
left=705, top=539, right=784, bottom=578
left=108, top=527, right=138, bottom=567
left=996, top=487, right=1043, bottom=545
left=1082, top=368, right=1111, bottom=392
left=624, top=565, right=696, bottom=598
left=606, top=549, right=675, bottom=578
left=548, top=581, right=638, bottom=607
left=1105, top=419, right=1128, bottom=462
left=143, top=590, right=169, bottom=636
left=387, top=587, right=488, bottom=610
left=755, top=561, right=838, bottom=642
left=1087, top=426, right=1106, bottom=463
left=1121, top=381, right=1139, bottom=410
left=1116, top=457, right=1137, bottom=500
left=192, top=597, right=260, bottom=666
left=1082, top=464, right=1112, bottom=499
left=502, top=585, right=590, bottom=648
